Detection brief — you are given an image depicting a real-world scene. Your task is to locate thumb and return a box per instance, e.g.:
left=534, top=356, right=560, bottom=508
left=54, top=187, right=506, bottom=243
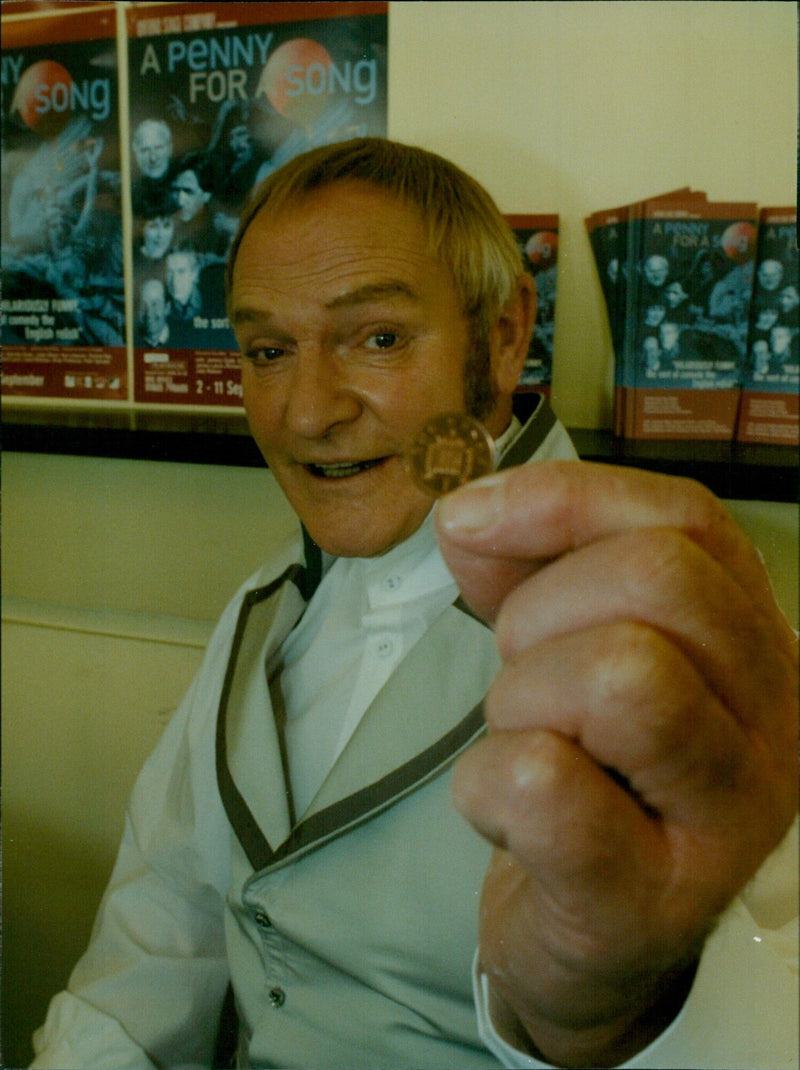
left=435, top=472, right=545, bottom=624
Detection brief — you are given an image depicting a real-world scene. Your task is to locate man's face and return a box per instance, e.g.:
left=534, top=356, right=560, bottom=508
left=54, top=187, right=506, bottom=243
left=644, top=256, right=669, bottom=287
left=231, top=182, right=510, bottom=558
left=758, top=259, right=784, bottom=292
left=771, top=326, right=792, bottom=356
left=779, top=286, right=799, bottom=313
left=643, top=336, right=660, bottom=368
left=753, top=340, right=769, bottom=370
left=166, top=254, right=198, bottom=305
left=664, top=282, right=686, bottom=308
left=133, top=122, right=171, bottom=179
left=229, top=124, right=252, bottom=161
left=172, top=170, right=210, bottom=222
left=659, top=322, right=680, bottom=350
left=140, top=281, right=167, bottom=337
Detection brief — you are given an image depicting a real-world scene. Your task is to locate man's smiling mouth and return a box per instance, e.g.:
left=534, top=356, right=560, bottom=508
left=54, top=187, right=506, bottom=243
left=307, top=458, right=387, bottom=479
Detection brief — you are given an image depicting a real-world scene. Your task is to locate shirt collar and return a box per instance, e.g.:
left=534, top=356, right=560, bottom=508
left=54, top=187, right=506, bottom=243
left=493, top=413, right=522, bottom=464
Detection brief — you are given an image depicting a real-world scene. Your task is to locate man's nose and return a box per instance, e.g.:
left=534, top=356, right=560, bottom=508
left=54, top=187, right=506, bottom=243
left=283, top=351, right=361, bottom=439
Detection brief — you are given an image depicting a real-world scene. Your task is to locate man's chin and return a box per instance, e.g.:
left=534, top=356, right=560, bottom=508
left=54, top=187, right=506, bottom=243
left=303, top=523, right=400, bottom=560
left=302, top=511, right=429, bottom=560
left=269, top=456, right=433, bottom=558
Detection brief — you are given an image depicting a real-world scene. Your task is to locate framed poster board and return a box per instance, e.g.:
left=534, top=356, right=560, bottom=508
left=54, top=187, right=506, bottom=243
left=2, top=0, right=389, bottom=417
left=1, top=3, right=127, bottom=403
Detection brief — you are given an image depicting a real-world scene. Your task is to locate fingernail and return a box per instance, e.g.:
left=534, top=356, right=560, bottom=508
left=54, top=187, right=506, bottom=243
left=437, top=472, right=506, bottom=533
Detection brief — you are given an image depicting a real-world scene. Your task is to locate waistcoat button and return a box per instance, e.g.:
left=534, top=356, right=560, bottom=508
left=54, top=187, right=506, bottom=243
left=268, top=986, right=286, bottom=1007
left=254, top=911, right=271, bottom=929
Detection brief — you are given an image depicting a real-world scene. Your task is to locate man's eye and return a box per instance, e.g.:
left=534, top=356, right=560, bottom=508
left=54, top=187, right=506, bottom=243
left=366, top=331, right=398, bottom=350
left=246, top=347, right=284, bottom=364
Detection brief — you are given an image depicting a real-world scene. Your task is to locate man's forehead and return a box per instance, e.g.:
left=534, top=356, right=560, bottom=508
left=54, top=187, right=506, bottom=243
left=137, top=123, right=169, bottom=144
left=230, top=279, right=424, bottom=331
left=228, top=181, right=461, bottom=323
left=236, top=188, right=435, bottom=271
left=247, top=181, right=428, bottom=246
left=324, top=280, right=421, bottom=309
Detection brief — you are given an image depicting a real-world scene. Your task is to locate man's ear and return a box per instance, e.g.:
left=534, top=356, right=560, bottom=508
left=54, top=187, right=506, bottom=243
left=489, top=273, right=537, bottom=396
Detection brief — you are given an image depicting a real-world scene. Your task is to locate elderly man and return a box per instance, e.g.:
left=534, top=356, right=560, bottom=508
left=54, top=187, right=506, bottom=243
left=171, top=156, right=233, bottom=261
left=161, top=247, right=204, bottom=346
left=31, top=139, right=797, bottom=1070
left=135, top=278, right=170, bottom=348
left=131, top=118, right=175, bottom=217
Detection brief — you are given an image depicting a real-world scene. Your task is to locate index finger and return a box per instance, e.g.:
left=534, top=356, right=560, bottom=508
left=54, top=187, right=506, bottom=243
left=435, top=460, right=784, bottom=633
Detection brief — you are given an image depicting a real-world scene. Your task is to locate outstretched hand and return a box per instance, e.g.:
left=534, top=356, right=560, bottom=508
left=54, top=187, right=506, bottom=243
left=436, top=460, right=798, bottom=1066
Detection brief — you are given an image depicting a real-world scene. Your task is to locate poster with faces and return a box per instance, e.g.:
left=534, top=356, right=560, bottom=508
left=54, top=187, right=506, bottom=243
left=1, top=3, right=127, bottom=402
left=737, top=207, right=799, bottom=445
left=623, top=197, right=758, bottom=441
left=1, top=1, right=387, bottom=409
left=127, top=1, right=388, bottom=407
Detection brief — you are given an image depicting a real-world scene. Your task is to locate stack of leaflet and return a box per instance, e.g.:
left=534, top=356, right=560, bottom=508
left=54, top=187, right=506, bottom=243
left=736, top=207, right=798, bottom=445
left=587, top=190, right=763, bottom=441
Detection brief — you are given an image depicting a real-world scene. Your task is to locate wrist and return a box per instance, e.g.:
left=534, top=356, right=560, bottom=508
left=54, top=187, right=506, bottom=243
left=486, top=957, right=699, bottom=1068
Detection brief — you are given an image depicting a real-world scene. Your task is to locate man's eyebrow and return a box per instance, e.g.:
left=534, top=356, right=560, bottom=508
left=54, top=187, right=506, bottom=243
left=230, top=282, right=420, bottom=328
left=324, top=281, right=420, bottom=310
left=229, top=306, right=272, bottom=329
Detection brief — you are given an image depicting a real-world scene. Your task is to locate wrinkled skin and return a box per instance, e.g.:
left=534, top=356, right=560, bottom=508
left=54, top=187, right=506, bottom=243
left=437, top=461, right=798, bottom=1066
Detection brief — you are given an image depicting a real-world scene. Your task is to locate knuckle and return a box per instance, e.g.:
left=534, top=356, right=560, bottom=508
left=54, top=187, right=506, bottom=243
left=679, top=475, right=731, bottom=535
left=507, top=731, right=563, bottom=806
left=510, top=460, right=580, bottom=534
left=591, top=621, right=679, bottom=713
left=590, top=623, right=711, bottom=760
left=620, top=527, right=692, bottom=602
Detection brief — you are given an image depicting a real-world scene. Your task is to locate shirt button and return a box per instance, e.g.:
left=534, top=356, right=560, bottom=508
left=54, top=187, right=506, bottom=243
left=254, top=911, right=271, bottom=929
left=268, top=987, right=286, bottom=1007
left=382, top=573, right=403, bottom=591
left=376, top=637, right=395, bottom=658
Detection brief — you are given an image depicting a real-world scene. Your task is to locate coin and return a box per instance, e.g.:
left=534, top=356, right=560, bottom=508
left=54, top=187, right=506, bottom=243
left=405, top=412, right=496, bottom=497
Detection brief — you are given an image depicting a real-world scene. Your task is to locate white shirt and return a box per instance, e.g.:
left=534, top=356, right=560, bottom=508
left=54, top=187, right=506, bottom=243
left=281, top=510, right=458, bottom=817
left=280, top=417, right=520, bottom=819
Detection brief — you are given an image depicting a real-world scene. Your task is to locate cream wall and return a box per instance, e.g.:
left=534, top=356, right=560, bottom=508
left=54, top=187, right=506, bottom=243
left=2, top=2, right=798, bottom=1066
left=388, top=0, right=797, bottom=428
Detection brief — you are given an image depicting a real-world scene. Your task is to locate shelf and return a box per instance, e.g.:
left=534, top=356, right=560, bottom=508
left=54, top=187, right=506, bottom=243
left=569, top=429, right=798, bottom=503
left=2, top=406, right=797, bottom=502
left=2, top=406, right=263, bottom=467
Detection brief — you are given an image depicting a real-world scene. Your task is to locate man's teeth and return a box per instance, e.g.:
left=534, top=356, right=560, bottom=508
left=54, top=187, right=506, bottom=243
left=311, top=459, right=380, bottom=478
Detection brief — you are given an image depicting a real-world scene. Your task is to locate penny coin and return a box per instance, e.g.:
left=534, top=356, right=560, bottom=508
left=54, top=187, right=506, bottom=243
left=405, top=412, right=495, bottom=497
